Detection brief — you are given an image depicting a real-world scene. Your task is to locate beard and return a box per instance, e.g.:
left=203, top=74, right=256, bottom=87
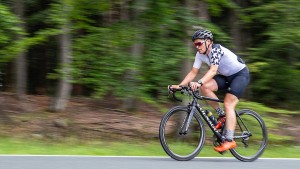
left=198, top=49, right=206, bottom=54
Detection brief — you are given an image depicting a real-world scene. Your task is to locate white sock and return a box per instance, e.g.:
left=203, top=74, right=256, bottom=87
left=225, top=129, right=234, bottom=141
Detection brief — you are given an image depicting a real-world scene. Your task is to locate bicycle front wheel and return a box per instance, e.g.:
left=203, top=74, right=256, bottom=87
left=159, top=106, right=205, bottom=161
left=230, top=109, right=268, bottom=162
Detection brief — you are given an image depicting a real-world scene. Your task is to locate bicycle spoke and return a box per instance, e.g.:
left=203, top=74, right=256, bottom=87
left=230, top=109, right=268, bottom=162
left=164, top=111, right=200, bottom=155
left=159, top=106, right=205, bottom=161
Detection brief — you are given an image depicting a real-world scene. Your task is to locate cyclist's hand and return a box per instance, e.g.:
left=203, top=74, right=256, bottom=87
left=168, top=85, right=181, bottom=94
left=189, top=82, right=201, bottom=91
left=168, top=85, right=181, bottom=90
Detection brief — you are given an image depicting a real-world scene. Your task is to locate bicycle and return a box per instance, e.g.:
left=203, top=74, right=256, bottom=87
left=159, top=84, right=268, bottom=162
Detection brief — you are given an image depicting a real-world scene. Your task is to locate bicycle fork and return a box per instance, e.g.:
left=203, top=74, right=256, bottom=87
left=179, top=104, right=197, bottom=135
left=178, top=100, right=224, bottom=143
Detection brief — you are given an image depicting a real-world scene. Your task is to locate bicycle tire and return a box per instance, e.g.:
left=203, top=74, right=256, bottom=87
left=159, top=106, right=205, bottom=161
left=230, top=109, right=268, bottom=162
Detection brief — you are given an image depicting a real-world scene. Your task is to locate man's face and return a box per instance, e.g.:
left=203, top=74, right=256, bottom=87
left=194, top=39, right=210, bottom=54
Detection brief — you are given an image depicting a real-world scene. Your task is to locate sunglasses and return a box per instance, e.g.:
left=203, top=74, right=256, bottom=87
left=194, top=40, right=206, bottom=47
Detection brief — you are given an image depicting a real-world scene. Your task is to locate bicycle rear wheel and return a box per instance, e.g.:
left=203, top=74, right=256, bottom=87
left=159, top=106, right=205, bottom=161
left=230, top=109, right=268, bottom=162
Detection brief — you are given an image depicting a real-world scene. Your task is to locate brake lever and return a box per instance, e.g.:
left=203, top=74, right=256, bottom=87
left=168, top=85, right=182, bottom=102
left=168, top=89, right=173, bottom=98
left=173, top=93, right=182, bottom=102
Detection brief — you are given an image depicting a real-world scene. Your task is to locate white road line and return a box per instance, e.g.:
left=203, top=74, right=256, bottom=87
left=0, top=155, right=299, bottom=160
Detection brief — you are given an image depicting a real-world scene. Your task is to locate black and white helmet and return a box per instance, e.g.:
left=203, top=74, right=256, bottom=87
left=192, top=29, right=213, bottom=41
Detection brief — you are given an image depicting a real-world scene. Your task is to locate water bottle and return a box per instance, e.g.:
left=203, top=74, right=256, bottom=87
left=205, top=110, right=218, bottom=126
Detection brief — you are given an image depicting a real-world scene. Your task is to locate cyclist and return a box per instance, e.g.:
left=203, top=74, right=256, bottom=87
left=169, top=29, right=250, bottom=152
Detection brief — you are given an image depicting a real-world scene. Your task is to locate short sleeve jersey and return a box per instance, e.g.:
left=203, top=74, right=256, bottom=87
left=193, top=44, right=245, bottom=76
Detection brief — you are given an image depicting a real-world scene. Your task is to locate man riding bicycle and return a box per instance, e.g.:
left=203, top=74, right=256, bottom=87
left=170, top=29, right=250, bottom=152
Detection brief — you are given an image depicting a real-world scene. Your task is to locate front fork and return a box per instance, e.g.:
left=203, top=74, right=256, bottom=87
left=179, top=104, right=197, bottom=135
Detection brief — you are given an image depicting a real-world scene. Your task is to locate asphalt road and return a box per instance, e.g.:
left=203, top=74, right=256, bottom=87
left=0, top=156, right=299, bottom=169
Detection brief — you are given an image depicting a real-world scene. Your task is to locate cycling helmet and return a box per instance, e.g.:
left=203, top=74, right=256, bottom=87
left=192, top=29, right=213, bottom=41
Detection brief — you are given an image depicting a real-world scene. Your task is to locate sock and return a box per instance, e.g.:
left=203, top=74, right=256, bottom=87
left=215, top=107, right=225, bottom=117
left=225, top=129, right=234, bottom=142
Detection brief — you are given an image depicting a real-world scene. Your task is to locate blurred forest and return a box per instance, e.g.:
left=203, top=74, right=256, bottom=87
left=0, top=0, right=300, bottom=112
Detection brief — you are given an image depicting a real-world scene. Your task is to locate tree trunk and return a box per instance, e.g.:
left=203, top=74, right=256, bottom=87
left=229, top=0, right=253, bottom=53
left=13, top=0, right=27, bottom=99
left=195, top=0, right=210, bottom=83
left=197, top=0, right=210, bottom=20
left=120, top=0, right=129, bottom=21
left=181, top=0, right=197, bottom=107
left=230, top=0, right=252, bottom=99
left=50, top=1, right=73, bottom=112
left=229, top=6, right=242, bottom=52
left=122, top=0, right=144, bottom=111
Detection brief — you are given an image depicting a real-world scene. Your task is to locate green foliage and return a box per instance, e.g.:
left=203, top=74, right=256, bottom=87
left=205, top=0, right=237, bottom=16
left=240, top=0, right=300, bottom=109
left=0, top=1, right=63, bottom=66
left=139, top=1, right=188, bottom=99
left=0, top=3, right=25, bottom=65
left=138, top=1, right=232, bottom=101
left=68, top=0, right=231, bottom=101
left=2, top=0, right=299, bottom=110
left=72, top=24, right=137, bottom=98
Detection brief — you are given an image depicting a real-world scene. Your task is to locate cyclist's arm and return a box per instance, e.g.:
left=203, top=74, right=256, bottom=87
left=199, top=46, right=222, bottom=84
left=199, top=65, right=218, bottom=84
left=179, top=67, right=199, bottom=86
left=170, top=68, right=199, bottom=89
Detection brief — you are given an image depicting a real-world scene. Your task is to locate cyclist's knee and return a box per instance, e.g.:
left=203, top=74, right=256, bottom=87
left=200, top=84, right=211, bottom=93
left=224, top=101, right=235, bottom=110
left=224, top=95, right=239, bottom=110
left=200, top=81, right=217, bottom=92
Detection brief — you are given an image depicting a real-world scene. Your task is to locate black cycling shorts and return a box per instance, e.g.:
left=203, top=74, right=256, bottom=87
left=213, top=67, right=250, bottom=99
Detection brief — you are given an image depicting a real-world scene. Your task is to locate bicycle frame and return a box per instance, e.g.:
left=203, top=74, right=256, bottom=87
left=163, top=85, right=268, bottom=161
left=183, top=96, right=225, bottom=142
left=170, top=85, right=252, bottom=142
left=173, top=86, right=252, bottom=142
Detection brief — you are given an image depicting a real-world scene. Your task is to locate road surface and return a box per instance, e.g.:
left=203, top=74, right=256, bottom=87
left=0, top=156, right=299, bottom=169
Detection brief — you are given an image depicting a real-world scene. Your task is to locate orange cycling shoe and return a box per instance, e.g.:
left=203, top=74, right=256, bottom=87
left=215, top=117, right=226, bottom=129
left=214, top=140, right=237, bottom=152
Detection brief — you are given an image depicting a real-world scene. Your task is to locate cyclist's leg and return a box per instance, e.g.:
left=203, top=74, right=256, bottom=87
left=225, top=69, right=250, bottom=132
left=215, top=68, right=250, bottom=152
left=223, top=93, right=239, bottom=136
left=214, top=93, right=239, bottom=152
left=200, top=75, right=228, bottom=110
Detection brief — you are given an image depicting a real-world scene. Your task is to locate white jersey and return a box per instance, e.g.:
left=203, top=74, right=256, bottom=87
left=193, top=44, right=245, bottom=76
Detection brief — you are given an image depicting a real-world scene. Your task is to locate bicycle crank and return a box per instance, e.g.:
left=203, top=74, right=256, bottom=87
left=212, top=134, right=227, bottom=155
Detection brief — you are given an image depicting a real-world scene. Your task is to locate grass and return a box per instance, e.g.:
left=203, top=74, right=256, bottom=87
left=237, top=100, right=300, bottom=115
left=0, top=98, right=299, bottom=158
left=0, top=137, right=299, bottom=158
